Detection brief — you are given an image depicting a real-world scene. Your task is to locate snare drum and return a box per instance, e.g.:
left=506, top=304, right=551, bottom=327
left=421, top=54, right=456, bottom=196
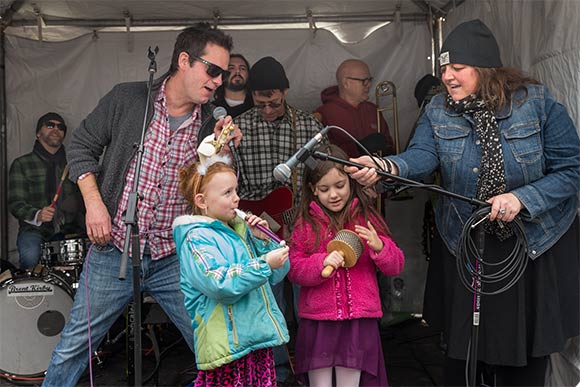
left=0, top=269, right=74, bottom=377
left=42, top=237, right=89, bottom=267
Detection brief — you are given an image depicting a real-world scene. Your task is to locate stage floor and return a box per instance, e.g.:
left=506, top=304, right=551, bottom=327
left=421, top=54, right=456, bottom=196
left=0, top=315, right=444, bottom=387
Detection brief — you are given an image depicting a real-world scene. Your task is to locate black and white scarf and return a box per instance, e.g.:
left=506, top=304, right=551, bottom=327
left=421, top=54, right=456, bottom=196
left=33, top=140, right=67, bottom=232
left=446, top=94, right=513, bottom=240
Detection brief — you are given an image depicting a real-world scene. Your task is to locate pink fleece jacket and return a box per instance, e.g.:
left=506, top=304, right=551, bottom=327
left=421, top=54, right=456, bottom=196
left=288, top=199, right=404, bottom=321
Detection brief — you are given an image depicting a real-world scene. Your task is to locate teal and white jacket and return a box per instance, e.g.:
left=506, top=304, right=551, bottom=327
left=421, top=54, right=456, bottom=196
left=172, top=214, right=289, bottom=370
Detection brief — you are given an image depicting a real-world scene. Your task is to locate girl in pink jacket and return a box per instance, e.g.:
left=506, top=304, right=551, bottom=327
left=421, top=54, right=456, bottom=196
left=288, top=144, right=404, bottom=386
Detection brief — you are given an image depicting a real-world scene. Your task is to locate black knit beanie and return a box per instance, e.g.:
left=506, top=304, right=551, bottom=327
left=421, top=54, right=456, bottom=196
left=439, top=19, right=502, bottom=68
left=36, top=112, right=67, bottom=135
left=414, top=74, right=442, bottom=107
left=249, top=56, right=290, bottom=91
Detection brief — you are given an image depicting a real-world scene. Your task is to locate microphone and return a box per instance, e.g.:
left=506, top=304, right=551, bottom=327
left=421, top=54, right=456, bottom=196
left=213, top=106, right=228, bottom=121
left=273, top=126, right=330, bottom=183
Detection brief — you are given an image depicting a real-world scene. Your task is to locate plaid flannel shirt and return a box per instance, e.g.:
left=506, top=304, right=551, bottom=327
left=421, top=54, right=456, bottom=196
left=234, top=104, right=323, bottom=207
left=111, top=80, right=201, bottom=260
left=8, top=151, right=84, bottom=239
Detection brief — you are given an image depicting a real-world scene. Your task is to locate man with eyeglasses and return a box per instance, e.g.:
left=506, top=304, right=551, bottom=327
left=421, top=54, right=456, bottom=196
left=213, top=53, right=254, bottom=117
left=233, top=56, right=324, bottom=384
left=316, top=59, right=394, bottom=157
left=235, top=56, right=323, bottom=207
left=43, top=24, right=240, bottom=386
left=8, top=112, right=85, bottom=269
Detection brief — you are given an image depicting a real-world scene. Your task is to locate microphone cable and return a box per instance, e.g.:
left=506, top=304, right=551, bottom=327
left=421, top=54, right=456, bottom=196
left=457, top=207, right=529, bottom=387
left=456, top=206, right=529, bottom=296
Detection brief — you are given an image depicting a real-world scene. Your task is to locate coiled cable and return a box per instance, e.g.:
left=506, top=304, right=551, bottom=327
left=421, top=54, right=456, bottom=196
left=456, top=207, right=529, bottom=296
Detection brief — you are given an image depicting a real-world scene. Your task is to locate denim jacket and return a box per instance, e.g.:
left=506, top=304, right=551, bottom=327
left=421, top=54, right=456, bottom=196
left=390, top=85, right=580, bottom=259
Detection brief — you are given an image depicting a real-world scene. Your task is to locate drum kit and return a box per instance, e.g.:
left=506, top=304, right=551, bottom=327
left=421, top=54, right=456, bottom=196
left=0, top=237, right=89, bottom=381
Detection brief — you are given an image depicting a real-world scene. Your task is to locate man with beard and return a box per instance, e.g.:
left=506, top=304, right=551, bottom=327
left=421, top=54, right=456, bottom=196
left=8, top=112, right=85, bottom=269
left=213, top=54, right=254, bottom=117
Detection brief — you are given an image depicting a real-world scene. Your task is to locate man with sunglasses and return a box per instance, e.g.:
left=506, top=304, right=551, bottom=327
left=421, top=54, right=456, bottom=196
left=43, top=24, right=240, bottom=386
left=8, top=112, right=85, bottom=269
left=315, top=59, right=395, bottom=157
left=233, top=56, right=324, bottom=384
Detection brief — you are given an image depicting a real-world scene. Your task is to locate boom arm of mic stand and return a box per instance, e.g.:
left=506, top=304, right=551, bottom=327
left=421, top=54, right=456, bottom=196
left=310, top=151, right=489, bottom=208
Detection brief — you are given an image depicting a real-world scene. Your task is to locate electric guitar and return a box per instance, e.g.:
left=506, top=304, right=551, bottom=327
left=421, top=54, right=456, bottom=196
left=239, top=186, right=295, bottom=238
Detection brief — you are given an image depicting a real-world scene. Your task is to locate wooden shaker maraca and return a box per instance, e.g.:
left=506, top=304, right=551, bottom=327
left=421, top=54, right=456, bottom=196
left=321, top=229, right=364, bottom=278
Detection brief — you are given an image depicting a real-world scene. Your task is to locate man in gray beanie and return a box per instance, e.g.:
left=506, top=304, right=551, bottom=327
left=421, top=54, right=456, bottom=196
left=233, top=56, right=324, bottom=383
left=8, top=112, right=85, bottom=269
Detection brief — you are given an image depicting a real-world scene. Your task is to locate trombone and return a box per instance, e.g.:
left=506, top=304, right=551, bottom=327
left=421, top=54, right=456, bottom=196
left=375, top=80, right=412, bottom=203
left=375, top=80, right=400, bottom=154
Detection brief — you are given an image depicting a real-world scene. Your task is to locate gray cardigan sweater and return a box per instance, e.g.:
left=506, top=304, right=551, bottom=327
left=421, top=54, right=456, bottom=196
left=68, top=73, right=217, bottom=218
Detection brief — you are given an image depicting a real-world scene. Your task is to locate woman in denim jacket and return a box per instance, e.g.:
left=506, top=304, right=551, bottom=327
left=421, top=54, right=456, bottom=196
left=348, top=19, right=580, bottom=386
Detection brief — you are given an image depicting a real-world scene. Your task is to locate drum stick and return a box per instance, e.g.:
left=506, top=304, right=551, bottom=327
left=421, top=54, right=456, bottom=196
left=50, top=164, right=69, bottom=208
left=234, top=208, right=286, bottom=246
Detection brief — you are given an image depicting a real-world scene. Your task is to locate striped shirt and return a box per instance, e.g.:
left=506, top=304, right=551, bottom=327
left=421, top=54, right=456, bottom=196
left=111, top=79, right=201, bottom=260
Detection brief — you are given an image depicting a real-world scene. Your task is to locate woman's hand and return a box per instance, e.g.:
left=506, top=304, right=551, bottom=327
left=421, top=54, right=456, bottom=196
left=487, top=193, right=524, bottom=223
left=345, top=156, right=397, bottom=187
left=355, top=221, right=384, bottom=252
left=265, top=246, right=289, bottom=269
left=323, top=250, right=345, bottom=270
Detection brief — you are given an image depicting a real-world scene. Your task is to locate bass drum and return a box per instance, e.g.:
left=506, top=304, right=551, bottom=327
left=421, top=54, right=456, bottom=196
left=0, top=269, right=74, bottom=377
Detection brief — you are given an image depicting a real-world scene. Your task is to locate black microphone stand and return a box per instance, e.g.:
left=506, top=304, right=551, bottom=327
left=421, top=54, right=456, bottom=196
left=310, top=151, right=488, bottom=208
left=118, top=46, right=159, bottom=387
left=310, top=150, right=490, bottom=386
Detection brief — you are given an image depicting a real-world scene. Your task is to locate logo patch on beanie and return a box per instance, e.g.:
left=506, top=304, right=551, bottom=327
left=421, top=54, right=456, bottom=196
left=439, top=51, right=450, bottom=66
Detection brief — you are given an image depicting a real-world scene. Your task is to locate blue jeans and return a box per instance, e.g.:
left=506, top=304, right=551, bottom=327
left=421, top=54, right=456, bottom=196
left=17, top=230, right=43, bottom=269
left=42, top=244, right=194, bottom=387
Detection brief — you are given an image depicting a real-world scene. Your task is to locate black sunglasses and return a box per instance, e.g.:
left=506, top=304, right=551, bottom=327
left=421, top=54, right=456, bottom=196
left=45, top=121, right=66, bottom=131
left=190, top=55, right=230, bottom=80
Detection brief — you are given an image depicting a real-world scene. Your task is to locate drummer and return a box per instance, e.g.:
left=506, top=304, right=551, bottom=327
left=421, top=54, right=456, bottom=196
left=8, top=112, right=85, bottom=269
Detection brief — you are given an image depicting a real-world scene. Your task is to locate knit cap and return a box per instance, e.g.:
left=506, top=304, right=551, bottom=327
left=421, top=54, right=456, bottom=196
left=36, top=112, right=67, bottom=135
left=249, top=56, right=290, bottom=91
left=439, top=19, right=502, bottom=68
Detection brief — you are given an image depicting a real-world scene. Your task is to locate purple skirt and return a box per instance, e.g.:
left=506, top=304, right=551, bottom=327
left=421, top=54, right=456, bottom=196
left=294, top=318, right=388, bottom=386
left=194, top=347, right=276, bottom=387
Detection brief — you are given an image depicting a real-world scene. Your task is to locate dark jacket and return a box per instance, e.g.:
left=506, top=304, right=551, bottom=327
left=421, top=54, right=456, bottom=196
left=213, top=91, right=254, bottom=118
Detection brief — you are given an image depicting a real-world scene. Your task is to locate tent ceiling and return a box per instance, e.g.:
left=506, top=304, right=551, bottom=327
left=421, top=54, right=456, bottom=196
left=1, top=0, right=462, bottom=28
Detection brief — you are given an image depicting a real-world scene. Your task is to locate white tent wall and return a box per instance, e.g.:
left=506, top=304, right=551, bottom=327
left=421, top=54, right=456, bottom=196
left=4, top=21, right=433, bottom=288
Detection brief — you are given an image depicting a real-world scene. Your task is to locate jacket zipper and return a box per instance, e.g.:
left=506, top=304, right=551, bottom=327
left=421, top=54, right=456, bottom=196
left=260, top=287, right=285, bottom=340
left=232, top=228, right=283, bottom=341
left=227, top=305, right=239, bottom=346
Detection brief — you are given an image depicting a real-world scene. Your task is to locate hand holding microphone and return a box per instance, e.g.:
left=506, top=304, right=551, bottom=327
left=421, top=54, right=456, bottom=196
left=198, top=107, right=239, bottom=162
